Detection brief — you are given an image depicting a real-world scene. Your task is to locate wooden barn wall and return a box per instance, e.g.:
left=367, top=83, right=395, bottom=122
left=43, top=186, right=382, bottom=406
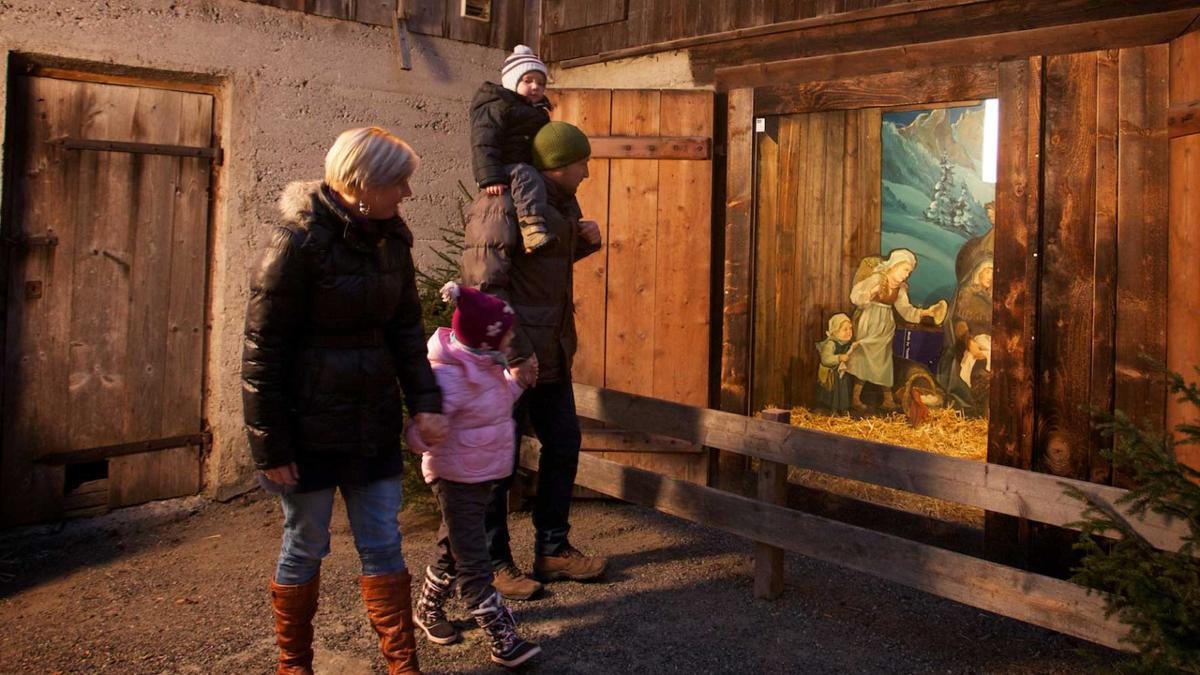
left=1168, top=29, right=1200, bottom=471
left=1035, top=46, right=1169, bottom=487
left=240, top=0, right=532, bottom=50
left=542, top=0, right=915, bottom=62
left=750, top=111, right=880, bottom=410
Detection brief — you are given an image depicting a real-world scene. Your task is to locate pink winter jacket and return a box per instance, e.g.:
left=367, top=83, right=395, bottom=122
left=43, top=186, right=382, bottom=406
left=411, top=327, right=525, bottom=484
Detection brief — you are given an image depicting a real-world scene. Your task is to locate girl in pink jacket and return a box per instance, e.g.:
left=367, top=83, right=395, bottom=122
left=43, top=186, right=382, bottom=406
left=406, top=281, right=540, bottom=668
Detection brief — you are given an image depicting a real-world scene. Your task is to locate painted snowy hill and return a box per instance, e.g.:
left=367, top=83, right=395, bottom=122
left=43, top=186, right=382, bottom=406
left=879, top=104, right=995, bottom=305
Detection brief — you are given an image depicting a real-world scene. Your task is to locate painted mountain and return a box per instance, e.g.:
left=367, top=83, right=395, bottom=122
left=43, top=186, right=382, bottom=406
left=880, top=103, right=995, bottom=306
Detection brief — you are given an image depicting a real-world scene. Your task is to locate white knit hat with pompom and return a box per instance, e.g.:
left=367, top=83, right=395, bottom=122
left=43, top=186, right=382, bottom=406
left=501, top=45, right=548, bottom=93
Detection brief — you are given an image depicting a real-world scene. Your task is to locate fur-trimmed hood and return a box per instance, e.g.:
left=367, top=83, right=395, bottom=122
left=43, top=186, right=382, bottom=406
left=276, top=179, right=323, bottom=223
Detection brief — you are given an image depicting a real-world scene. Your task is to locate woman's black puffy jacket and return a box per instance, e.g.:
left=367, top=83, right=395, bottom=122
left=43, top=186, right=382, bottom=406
left=241, top=181, right=441, bottom=471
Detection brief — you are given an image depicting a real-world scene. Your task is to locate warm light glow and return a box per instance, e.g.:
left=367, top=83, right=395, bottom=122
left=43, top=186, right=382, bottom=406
left=981, top=98, right=999, bottom=184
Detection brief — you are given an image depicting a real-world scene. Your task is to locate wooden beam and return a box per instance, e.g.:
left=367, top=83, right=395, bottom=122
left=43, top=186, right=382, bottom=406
left=754, top=63, right=998, bottom=115
left=571, top=383, right=1192, bottom=554
left=555, top=0, right=990, bottom=68
left=519, top=442, right=1131, bottom=651
left=714, top=87, right=755, bottom=494
left=1169, top=99, right=1200, bottom=137
left=713, top=9, right=1200, bottom=90
left=580, top=429, right=702, bottom=453
left=588, top=135, right=710, bottom=160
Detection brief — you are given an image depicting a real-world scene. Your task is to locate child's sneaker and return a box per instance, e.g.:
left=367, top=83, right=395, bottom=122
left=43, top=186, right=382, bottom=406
left=519, top=217, right=556, bottom=254
left=414, top=567, right=460, bottom=645
left=470, top=591, right=541, bottom=668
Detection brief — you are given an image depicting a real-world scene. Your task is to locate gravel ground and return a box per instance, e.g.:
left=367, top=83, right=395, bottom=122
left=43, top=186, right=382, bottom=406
left=0, top=490, right=1116, bottom=674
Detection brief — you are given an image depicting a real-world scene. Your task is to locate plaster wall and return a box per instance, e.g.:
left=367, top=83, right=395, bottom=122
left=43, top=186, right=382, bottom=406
left=0, top=0, right=503, bottom=498
left=548, top=50, right=701, bottom=90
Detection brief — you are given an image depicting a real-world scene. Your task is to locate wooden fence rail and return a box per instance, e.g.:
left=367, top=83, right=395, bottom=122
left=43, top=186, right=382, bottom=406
left=517, top=384, right=1196, bottom=650
left=519, top=440, right=1130, bottom=651
left=571, top=383, right=1190, bottom=553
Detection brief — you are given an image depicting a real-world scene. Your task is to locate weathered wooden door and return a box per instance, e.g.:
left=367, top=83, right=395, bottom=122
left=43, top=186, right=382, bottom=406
left=1, top=75, right=214, bottom=525
left=551, top=89, right=713, bottom=484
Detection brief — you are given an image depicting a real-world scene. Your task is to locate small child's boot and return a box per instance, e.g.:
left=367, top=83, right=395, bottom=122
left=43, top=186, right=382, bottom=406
left=519, top=216, right=556, bottom=254
left=470, top=590, right=541, bottom=668
left=414, top=567, right=460, bottom=645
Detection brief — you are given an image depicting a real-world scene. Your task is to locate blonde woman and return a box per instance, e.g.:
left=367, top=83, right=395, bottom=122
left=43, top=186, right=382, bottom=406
left=844, top=249, right=944, bottom=411
left=242, top=127, right=447, bottom=675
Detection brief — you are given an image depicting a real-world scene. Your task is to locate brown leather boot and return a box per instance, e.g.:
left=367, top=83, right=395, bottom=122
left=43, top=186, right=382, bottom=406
left=360, top=571, right=422, bottom=675
left=534, top=544, right=607, bottom=582
left=269, top=573, right=320, bottom=675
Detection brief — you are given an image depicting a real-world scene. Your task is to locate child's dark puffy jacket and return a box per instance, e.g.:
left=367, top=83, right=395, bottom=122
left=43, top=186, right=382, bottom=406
left=469, top=81, right=551, bottom=189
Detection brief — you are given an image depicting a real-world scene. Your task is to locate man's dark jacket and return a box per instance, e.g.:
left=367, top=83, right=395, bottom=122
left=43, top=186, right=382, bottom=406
left=241, top=181, right=442, bottom=472
left=460, top=177, right=600, bottom=383
left=469, top=81, right=551, bottom=189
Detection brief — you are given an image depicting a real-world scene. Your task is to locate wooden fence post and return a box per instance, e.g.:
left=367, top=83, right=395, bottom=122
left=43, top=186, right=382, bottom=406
left=754, top=408, right=790, bottom=599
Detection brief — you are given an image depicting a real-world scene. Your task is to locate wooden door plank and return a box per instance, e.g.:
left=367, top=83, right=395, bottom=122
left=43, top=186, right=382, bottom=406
left=1, top=76, right=77, bottom=524
left=652, top=90, right=712, bottom=407
left=751, top=115, right=780, bottom=411
left=719, top=88, right=755, bottom=417
left=66, top=81, right=138, bottom=452
left=1036, top=52, right=1098, bottom=482
left=1114, top=45, right=1170, bottom=447
left=986, top=57, right=1043, bottom=564
left=1168, top=30, right=1200, bottom=470
left=160, top=93, right=213, bottom=438
left=551, top=89, right=612, bottom=389
left=122, top=89, right=186, bottom=445
left=1089, top=49, right=1119, bottom=486
left=605, top=90, right=660, bottom=397
left=109, top=445, right=201, bottom=508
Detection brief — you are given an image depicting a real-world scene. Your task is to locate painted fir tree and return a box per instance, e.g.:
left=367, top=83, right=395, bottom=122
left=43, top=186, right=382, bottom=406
left=922, top=152, right=960, bottom=230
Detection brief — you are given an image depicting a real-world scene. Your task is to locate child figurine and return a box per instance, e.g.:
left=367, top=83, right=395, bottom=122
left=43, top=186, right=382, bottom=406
left=815, top=313, right=856, bottom=413
left=407, top=282, right=541, bottom=668
left=470, top=44, right=556, bottom=254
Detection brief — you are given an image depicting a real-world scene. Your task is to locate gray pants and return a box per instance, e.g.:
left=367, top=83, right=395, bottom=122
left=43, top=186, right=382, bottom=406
left=430, top=479, right=496, bottom=609
left=505, top=163, right=547, bottom=223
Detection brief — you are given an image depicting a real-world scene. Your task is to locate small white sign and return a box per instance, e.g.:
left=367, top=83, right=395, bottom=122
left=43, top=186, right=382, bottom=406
left=755, top=117, right=765, bottom=132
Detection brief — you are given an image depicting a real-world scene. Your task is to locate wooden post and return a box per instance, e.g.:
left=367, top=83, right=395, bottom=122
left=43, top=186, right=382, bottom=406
left=714, top=87, right=755, bottom=496
left=754, top=408, right=790, bottom=599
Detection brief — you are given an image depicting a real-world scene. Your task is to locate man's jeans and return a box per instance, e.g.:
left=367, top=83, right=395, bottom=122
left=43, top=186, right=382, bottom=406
left=482, top=380, right=582, bottom=566
left=274, top=476, right=407, bottom=585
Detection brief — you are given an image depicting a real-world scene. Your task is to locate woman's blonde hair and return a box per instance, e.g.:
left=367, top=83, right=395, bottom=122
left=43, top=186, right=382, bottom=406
left=324, top=127, right=420, bottom=194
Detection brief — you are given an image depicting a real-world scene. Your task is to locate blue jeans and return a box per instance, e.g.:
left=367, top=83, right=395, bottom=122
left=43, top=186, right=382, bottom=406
left=274, top=477, right=407, bottom=585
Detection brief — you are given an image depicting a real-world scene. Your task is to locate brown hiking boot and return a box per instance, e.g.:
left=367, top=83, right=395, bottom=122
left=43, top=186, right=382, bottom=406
left=492, top=563, right=543, bottom=601
left=534, top=544, right=607, bottom=582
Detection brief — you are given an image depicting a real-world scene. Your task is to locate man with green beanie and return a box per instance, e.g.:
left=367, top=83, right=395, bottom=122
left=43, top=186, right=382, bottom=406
left=458, top=121, right=607, bottom=600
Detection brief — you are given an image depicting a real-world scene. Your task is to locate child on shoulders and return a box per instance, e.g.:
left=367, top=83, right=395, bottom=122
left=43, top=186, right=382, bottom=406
left=470, top=45, right=556, bottom=254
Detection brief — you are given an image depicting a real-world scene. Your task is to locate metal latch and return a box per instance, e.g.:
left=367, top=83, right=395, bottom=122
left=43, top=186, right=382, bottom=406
left=2, top=232, right=59, bottom=249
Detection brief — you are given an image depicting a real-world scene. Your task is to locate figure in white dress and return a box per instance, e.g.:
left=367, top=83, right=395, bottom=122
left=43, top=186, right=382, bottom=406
left=845, top=249, right=947, bottom=411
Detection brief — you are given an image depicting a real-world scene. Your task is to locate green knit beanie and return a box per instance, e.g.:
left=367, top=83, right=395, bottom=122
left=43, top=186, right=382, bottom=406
left=531, top=121, right=591, bottom=170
